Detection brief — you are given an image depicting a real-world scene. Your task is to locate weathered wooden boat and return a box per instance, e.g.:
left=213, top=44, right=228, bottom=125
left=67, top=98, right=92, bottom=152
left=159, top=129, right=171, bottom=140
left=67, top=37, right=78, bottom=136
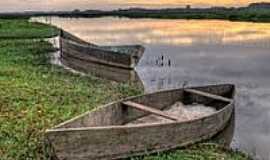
left=45, top=84, right=235, bottom=160
left=59, top=30, right=145, bottom=83
left=60, top=30, right=145, bottom=70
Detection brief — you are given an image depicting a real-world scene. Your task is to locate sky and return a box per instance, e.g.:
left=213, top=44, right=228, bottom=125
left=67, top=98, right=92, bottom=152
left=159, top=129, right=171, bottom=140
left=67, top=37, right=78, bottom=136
left=1, top=0, right=270, bottom=12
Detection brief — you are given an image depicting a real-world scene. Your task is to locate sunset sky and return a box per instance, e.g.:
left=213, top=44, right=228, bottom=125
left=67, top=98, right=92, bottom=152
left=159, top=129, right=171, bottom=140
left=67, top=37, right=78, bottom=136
left=1, top=0, right=270, bottom=12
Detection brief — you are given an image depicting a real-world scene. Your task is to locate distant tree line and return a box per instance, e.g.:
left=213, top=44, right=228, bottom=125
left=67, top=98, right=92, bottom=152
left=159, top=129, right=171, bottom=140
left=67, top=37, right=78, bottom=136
left=1, top=2, right=270, bottom=22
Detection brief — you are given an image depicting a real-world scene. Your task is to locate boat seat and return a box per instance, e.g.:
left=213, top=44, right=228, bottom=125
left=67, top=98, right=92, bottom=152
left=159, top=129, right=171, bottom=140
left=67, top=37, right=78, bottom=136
left=122, top=101, right=180, bottom=121
left=184, top=89, right=232, bottom=103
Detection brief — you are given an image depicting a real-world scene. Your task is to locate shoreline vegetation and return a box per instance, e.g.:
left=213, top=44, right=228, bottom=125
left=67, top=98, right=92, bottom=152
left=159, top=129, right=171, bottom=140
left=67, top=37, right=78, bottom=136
left=0, top=19, right=251, bottom=159
left=0, top=19, right=58, bottom=39
left=1, top=2, right=270, bottom=22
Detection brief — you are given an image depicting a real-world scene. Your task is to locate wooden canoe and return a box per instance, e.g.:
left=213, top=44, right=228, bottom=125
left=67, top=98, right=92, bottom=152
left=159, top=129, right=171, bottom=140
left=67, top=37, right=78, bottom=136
left=45, top=84, right=235, bottom=160
left=59, top=30, right=145, bottom=70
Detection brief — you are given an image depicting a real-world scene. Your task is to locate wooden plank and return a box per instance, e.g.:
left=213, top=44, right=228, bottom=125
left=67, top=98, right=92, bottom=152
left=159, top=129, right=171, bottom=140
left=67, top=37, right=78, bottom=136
left=185, top=89, right=232, bottom=103
left=122, top=101, right=180, bottom=121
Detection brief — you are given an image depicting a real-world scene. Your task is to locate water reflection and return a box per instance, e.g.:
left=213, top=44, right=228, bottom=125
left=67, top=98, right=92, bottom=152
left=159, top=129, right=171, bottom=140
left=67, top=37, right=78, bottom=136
left=33, top=17, right=270, bottom=48
left=32, top=17, right=270, bottom=160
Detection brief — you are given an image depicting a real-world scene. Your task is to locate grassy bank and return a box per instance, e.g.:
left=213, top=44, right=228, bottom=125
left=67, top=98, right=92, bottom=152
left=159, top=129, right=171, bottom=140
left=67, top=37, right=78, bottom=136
left=0, top=19, right=58, bottom=39
left=0, top=19, right=140, bottom=160
left=133, top=144, right=249, bottom=160
left=0, top=19, right=250, bottom=160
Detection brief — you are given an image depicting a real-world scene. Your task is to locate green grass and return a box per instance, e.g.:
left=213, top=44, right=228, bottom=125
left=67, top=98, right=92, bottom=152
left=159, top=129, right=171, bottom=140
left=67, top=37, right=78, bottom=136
left=0, top=19, right=140, bottom=160
left=0, top=19, right=58, bottom=39
left=0, top=40, right=140, bottom=159
left=132, top=144, right=249, bottom=160
left=0, top=19, right=250, bottom=160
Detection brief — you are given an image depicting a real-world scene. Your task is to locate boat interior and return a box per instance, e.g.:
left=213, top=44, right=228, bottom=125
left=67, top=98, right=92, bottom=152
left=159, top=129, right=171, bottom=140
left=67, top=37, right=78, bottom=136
left=53, top=84, right=235, bottom=129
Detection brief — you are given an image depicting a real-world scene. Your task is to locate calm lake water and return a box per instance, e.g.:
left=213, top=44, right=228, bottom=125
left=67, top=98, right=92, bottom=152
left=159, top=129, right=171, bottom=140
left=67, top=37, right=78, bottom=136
left=32, top=17, right=270, bottom=160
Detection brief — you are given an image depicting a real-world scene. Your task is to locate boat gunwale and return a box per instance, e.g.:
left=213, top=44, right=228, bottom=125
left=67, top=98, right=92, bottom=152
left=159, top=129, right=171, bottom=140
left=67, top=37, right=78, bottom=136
left=46, top=84, right=235, bottom=133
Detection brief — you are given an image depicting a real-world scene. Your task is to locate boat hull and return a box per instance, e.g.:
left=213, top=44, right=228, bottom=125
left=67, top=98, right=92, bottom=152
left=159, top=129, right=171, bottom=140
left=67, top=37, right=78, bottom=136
left=45, top=84, right=235, bottom=160
left=60, top=30, right=145, bottom=69
left=60, top=52, right=143, bottom=84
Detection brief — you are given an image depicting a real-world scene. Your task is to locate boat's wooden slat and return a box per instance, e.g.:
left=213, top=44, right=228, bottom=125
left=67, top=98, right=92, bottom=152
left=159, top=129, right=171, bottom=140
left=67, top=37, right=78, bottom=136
left=122, top=101, right=180, bottom=121
left=185, top=89, right=232, bottom=103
